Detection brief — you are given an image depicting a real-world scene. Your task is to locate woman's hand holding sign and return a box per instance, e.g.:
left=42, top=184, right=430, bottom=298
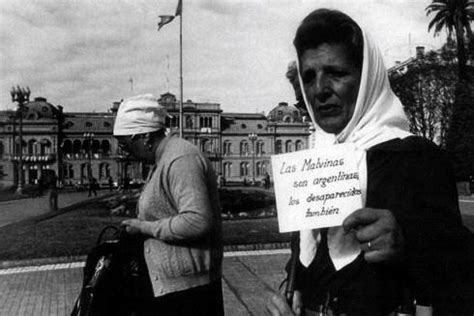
left=343, top=208, right=404, bottom=263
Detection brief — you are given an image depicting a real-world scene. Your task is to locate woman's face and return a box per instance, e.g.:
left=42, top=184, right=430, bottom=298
left=300, top=43, right=361, bottom=134
left=116, top=134, right=148, bottom=161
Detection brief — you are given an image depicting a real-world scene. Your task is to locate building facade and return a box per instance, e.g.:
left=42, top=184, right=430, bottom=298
left=0, top=93, right=310, bottom=188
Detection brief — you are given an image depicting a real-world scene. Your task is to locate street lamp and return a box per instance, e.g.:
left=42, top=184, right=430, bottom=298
left=248, top=133, right=258, bottom=185
left=83, top=132, right=95, bottom=180
left=10, top=86, right=30, bottom=194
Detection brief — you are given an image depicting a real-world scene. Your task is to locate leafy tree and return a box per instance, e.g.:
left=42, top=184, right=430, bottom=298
left=389, top=49, right=457, bottom=148
left=426, top=0, right=473, bottom=79
left=444, top=68, right=474, bottom=180
left=426, top=0, right=474, bottom=181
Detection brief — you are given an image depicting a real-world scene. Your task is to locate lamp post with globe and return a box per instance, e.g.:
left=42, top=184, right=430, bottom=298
left=10, top=86, right=30, bottom=194
left=248, top=133, right=258, bottom=185
left=83, top=132, right=95, bottom=180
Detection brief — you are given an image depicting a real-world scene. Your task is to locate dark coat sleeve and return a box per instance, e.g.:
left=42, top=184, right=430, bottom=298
left=392, top=139, right=474, bottom=313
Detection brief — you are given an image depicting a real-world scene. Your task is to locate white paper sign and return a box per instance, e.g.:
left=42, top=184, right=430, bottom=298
left=271, top=143, right=363, bottom=232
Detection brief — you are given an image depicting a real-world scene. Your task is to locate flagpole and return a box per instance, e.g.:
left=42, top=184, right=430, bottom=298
left=179, top=4, right=183, bottom=138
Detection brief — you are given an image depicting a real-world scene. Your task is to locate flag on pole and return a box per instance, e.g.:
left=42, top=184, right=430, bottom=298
left=157, top=0, right=182, bottom=31
left=175, top=0, right=182, bottom=16
left=157, top=15, right=175, bottom=31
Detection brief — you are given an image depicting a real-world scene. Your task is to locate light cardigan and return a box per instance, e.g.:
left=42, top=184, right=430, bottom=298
left=138, top=134, right=223, bottom=297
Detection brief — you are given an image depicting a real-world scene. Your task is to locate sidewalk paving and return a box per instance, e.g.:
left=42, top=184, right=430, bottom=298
left=0, top=249, right=290, bottom=316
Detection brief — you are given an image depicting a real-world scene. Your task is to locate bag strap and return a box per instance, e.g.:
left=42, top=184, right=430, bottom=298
left=96, top=225, right=120, bottom=245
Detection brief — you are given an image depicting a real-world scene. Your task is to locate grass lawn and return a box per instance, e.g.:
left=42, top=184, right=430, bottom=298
left=0, top=203, right=289, bottom=262
left=0, top=195, right=471, bottom=263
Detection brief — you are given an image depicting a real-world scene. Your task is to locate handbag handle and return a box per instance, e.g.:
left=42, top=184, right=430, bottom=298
left=96, top=225, right=120, bottom=245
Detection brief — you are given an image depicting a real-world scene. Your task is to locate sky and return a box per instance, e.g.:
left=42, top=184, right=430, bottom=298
left=0, top=0, right=446, bottom=114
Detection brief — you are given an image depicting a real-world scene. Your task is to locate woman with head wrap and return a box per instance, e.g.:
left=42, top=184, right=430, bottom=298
left=113, top=94, right=224, bottom=315
left=268, top=8, right=473, bottom=316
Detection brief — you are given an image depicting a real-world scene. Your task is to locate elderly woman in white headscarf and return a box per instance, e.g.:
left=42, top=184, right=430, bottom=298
left=113, top=94, right=224, bottom=315
left=268, top=8, right=473, bottom=316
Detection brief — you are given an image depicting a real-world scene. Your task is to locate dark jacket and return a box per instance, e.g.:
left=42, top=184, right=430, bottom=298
left=292, top=136, right=474, bottom=315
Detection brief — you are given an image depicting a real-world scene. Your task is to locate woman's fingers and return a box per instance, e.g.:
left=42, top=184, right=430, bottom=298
left=266, top=293, right=295, bottom=316
left=343, top=208, right=379, bottom=232
left=292, top=290, right=303, bottom=315
left=344, top=208, right=404, bottom=263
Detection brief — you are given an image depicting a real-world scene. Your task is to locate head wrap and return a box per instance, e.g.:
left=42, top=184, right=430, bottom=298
left=113, top=94, right=168, bottom=136
left=297, top=28, right=412, bottom=270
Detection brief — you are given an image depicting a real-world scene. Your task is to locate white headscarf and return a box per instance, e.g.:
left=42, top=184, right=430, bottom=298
left=113, top=94, right=168, bottom=136
left=297, top=29, right=412, bottom=270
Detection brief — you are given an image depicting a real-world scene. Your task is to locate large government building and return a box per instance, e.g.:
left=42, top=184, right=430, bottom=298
left=0, top=93, right=311, bottom=189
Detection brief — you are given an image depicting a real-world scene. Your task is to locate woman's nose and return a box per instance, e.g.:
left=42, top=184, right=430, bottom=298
left=313, top=75, right=331, bottom=102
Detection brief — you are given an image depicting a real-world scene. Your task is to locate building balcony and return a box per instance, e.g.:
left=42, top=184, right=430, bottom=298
left=63, top=153, right=111, bottom=160
left=9, top=154, right=56, bottom=163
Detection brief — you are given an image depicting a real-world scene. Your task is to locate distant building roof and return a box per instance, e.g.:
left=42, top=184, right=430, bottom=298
left=222, top=113, right=267, bottom=119
left=63, top=113, right=115, bottom=133
left=268, top=102, right=303, bottom=123
left=22, top=97, right=59, bottom=120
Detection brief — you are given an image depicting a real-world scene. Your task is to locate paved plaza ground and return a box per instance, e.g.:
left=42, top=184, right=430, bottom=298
left=0, top=249, right=289, bottom=316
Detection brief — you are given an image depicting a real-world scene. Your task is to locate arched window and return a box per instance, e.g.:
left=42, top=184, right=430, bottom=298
left=28, top=139, right=37, bottom=155
left=69, top=164, right=75, bottom=179
left=275, top=140, right=282, bottom=154
left=73, top=140, right=82, bottom=155
left=62, top=140, right=72, bottom=155
left=256, top=141, right=264, bottom=156
left=240, top=141, right=249, bottom=156
left=205, top=139, right=212, bottom=152
left=256, top=162, right=262, bottom=177
left=99, top=163, right=110, bottom=179
left=295, top=140, right=304, bottom=151
left=91, top=139, right=100, bottom=154
left=101, top=140, right=111, bottom=156
left=223, top=141, right=232, bottom=156
left=63, top=163, right=74, bottom=179
left=200, top=139, right=211, bottom=153
left=185, top=116, right=193, bottom=128
left=286, top=140, right=293, bottom=153
left=40, top=139, right=51, bottom=155
left=80, top=163, right=88, bottom=181
left=224, top=162, right=232, bottom=178
left=240, top=162, right=249, bottom=176
left=82, top=139, right=90, bottom=154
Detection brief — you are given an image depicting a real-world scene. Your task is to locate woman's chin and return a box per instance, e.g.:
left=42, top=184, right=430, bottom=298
left=317, top=120, right=345, bottom=135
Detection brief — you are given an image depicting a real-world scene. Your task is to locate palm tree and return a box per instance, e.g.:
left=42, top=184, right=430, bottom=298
left=426, top=0, right=474, bottom=187
left=426, top=0, right=474, bottom=79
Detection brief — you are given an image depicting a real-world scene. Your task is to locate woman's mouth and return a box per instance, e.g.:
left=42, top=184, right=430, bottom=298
left=316, top=104, right=341, bottom=116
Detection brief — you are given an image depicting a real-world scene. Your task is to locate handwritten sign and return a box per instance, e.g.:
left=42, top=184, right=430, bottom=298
left=271, top=143, right=362, bottom=232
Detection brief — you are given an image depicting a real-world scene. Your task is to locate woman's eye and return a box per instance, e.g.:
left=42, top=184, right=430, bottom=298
left=302, top=70, right=315, bottom=84
left=329, top=70, right=346, bottom=77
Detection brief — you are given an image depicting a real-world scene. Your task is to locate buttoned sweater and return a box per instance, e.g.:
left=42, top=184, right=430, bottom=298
left=138, top=135, right=223, bottom=297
